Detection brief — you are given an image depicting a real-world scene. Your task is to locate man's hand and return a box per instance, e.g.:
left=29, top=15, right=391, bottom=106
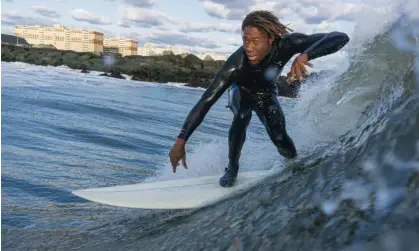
left=169, top=138, right=188, bottom=174
left=287, top=53, right=313, bottom=82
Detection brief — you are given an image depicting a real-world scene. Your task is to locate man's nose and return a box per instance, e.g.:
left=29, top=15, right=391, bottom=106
left=244, top=44, right=254, bottom=52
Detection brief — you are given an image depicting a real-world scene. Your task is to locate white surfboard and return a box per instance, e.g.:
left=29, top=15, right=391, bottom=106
left=72, top=170, right=275, bottom=209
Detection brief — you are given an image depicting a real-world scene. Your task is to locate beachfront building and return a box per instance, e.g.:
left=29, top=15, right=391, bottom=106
left=104, top=37, right=138, bottom=56
left=137, top=44, right=190, bottom=56
left=14, top=24, right=104, bottom=54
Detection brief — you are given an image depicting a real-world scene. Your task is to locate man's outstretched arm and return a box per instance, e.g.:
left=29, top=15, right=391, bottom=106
left=177, top=48, right=244, bottom=142
left=286, top=31, right=350, bottom=60
left=283, top=31, right=350, bottom=81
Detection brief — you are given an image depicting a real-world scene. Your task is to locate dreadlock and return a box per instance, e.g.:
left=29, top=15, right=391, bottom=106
left=241, top=10, right=293, bottom=40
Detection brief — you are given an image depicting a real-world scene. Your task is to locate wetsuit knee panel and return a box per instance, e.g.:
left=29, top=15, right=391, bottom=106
left=228, top=82, right=241, bottom=117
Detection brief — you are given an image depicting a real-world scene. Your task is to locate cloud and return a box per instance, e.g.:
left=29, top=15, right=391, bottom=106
left=1, top=10, right=56, bottom=27
left=117, top=7, right=172, bottom=28
left=93, top=27, right=116, bottom=37
left=179, top=21, right=240, bottom=33
left=118, top=6, right=241, bottom=34
left=200, top=0, right=372, bottom=26
left=202, top=0, right=255, bottom=20
left=1, top=25, right=14, bottom=35
left=32, top=5, right=61, bottom=18
left=206, top=0, right=253, bottom=10
left=300, top=2, right=373, bottom=24
left=312, top=21, right=339, bottom=33
left=150, top=30, right=221, bottom=49
left=123, top=0, right=154, bottom=7
left=203, top=1, right=230, bottom=19
left=123, top=29, right=221, bottom=50
left=117, top=20, right=132, bottom=28
left=227, top=37, right=242, bottom=47
left=71, top=9, right=112, bottom=25
left=248, top=1, right=277, bottom=13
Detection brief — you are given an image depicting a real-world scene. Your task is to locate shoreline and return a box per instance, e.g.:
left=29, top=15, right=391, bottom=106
left=1, top=44, right=225, bottom=89
left=1, top=44, right=332, bottom=92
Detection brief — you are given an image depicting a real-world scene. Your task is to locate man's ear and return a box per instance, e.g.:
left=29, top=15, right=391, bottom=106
left=268, top=38, right=273, bottom=44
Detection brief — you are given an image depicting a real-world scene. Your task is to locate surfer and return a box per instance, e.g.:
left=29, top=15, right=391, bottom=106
left=169, top=10, right=350, bottom=187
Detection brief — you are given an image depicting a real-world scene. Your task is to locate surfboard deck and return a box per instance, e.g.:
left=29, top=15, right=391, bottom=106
left=72, top=170, right=274, bottom=209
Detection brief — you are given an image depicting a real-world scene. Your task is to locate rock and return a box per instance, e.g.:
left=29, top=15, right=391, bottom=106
left=81, top=65, right=90, bottom=73
left=1, top=43, right=333, bottom=90
left=108, top=68, right=125, bottom=79
left=1, top=44, right=223, bottom=87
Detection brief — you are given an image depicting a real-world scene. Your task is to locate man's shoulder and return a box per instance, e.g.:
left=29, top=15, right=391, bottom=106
left=225, top=46, right=245, bottom=66
left=279, top=33, right=307, bottom=46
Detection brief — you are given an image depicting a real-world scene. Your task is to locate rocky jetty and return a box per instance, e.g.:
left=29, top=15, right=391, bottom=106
left=1, top=44, right=224, bottom=88
left=1, top=44, right=330, bottom=91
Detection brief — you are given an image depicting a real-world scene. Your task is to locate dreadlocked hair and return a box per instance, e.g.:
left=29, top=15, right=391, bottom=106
left=241, top=10, right=293, bottom=40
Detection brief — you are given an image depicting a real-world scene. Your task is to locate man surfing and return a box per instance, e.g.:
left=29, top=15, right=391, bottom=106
left=169, top=10, right=349, bottom=187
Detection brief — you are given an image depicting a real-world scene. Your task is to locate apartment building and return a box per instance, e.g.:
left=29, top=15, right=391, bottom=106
left=137, top=44, right=190, bottom=56
left=104, top=38, right=138, bottom=56
left=14, top=24, right=104, bottom=54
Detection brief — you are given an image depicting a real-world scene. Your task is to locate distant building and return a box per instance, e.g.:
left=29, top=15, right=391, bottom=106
left=14, top=24, right=104, bottom=54
left=1, top=34, right=29, bottom=47
left=162, top=50, right=174, bottom=55
left=137, top=44, right=190, bottom=56
left=137, top=43, right=153, bottom=56
left=104, top=37, right=138, bottom=56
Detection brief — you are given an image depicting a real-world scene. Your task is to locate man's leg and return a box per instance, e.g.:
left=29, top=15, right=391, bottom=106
left=220, top=84, right=252, bottom=187
left=227, top=82, right=241, bottom=114
left=255, top=95, right=297, bottom=159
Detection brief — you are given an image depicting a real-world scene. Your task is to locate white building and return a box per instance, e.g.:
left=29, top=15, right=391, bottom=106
left=137, top=43, right=226, bottom=60
left=137, top=44, right=189, bottom=56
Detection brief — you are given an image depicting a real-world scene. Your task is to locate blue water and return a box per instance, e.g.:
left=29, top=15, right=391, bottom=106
left=1, top=62, right=303, bottom=245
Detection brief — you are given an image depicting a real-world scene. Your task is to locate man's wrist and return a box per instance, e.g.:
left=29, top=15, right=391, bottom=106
left=176, top=138, right=185, bottom=145
left=301, top=52, right=310, bottom=61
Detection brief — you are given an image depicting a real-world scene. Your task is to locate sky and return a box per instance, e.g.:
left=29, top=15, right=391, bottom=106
left=0, top=0, right=395, bottom=60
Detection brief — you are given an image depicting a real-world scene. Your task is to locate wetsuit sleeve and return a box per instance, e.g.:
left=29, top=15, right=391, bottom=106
left=283, top=31, right=350, bottom=60
left=176, top=48, right=243, bottom=142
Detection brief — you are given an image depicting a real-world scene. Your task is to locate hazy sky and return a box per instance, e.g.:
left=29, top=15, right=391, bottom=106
left=2, top=0, right=386, bottom=58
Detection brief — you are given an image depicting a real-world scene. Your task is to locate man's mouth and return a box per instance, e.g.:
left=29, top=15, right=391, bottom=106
left=247, top=55, right=256, bottom=60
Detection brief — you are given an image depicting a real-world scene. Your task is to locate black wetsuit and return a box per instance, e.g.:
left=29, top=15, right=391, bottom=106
left=177, top=31, right=349, bottom=178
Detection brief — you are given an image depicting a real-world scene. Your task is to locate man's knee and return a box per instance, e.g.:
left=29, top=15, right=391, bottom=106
left=231, top=109, right=252, bottom=129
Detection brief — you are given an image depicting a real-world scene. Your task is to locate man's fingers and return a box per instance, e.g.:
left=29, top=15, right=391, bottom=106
left=169, top=153, right=178, bottom=173
left=288, top=64, right=296, bottom=82
left=300, top=64, right=309, bottom=76
left=291, top=63, right=296, bottom=78
left=182, top=156, right=188, bottom=169
left=305, top=61, right=314, bottom=68
left=296, top=63, right=303, bottom=81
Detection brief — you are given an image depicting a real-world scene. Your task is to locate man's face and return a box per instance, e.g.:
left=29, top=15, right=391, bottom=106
left=242, top=25, right=273, bottom=65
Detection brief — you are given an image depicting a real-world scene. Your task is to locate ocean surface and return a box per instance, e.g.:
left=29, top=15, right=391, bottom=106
left=2, top=8, right=419, bottom=251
